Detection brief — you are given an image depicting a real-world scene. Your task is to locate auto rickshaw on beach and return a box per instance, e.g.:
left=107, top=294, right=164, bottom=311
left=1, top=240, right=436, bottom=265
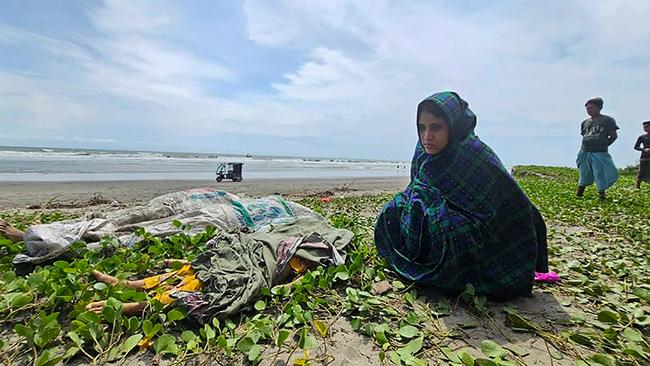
left=215, top=162, right=244, bottom=182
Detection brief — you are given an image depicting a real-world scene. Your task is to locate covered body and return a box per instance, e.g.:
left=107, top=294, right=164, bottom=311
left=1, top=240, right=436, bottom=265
left=174, top=217, right=352, bottom=323
left=14, top=188, right=320, bottom=265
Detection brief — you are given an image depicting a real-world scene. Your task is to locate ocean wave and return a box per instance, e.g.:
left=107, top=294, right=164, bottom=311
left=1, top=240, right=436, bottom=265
left=0, top=147, right=410, bottom=178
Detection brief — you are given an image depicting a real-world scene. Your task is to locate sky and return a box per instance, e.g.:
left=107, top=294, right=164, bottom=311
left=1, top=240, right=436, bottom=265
left=1, top=0, right=649, bottom=166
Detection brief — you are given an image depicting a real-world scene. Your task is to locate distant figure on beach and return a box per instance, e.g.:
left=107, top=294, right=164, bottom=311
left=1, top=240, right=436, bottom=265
left=576, top=97, right=619, bottom=199
left=374, top=91, right=548, bottom=300
left=634, top=121, right=650, bottom=189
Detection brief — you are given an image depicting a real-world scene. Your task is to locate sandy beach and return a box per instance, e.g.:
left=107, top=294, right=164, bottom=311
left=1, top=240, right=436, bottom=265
left=0, top=176, right=409, bottom=210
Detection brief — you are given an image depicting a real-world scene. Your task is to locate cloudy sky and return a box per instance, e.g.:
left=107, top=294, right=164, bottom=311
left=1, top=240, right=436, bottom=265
left=1, top=0, right=649, bottom=166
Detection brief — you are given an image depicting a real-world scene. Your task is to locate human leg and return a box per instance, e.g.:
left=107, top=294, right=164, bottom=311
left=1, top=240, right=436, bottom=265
left=85, top=300, right=147, bottom=315
left=638, top=160, right=650, bottom=189
left=87, top=272, right=148, bottom=314
left=0, top=220, right=25, bottom=242
left=592, top=153, right=618, bottom=194
left=88, top=264, right=195, bottom=315
left=91, top=270, right=147, bottom=290
left=86, top=271, right=165, bottom=315
left=576, top=152, right=593, bottom=197
left=91, top=259, right=189, bottom=291
left=163, top=259, right=190, bottom=267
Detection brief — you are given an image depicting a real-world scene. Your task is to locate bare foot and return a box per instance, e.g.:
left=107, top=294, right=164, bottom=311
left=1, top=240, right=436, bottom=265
left=85, top=300, right=147, bottom=315
left=0, top=220, right=25, bottom=242
left=85, top=300, right=106, bottom=314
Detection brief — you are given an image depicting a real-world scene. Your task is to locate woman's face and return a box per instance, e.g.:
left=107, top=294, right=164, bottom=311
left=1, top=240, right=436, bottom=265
left=418, top=111, right=449, bottom=155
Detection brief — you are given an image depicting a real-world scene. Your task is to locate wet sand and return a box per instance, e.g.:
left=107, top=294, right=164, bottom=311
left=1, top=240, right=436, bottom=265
left=0, top=177, right=409, bottom=209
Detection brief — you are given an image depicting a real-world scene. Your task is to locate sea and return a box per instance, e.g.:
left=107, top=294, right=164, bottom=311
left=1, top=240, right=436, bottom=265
left=0, top=146, right=410, bottom=182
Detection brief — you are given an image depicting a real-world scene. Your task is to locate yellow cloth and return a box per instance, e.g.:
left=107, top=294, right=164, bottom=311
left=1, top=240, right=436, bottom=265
left=141, top=264, right=203, bottom=305
left=140, top=258, right=306, bottom=305
left=288, top=256, right=308, bottom=274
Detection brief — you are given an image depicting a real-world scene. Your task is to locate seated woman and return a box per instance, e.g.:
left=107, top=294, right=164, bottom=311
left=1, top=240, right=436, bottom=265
left=374, top=91, right=548, bottom=300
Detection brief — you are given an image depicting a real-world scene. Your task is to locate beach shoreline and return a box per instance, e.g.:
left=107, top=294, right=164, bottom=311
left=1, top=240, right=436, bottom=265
left=0, top=176, right=409, bottom=210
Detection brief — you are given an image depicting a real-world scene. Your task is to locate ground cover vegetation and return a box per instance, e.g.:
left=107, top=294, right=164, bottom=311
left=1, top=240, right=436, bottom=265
left=0, top=166, right=648, bottom=365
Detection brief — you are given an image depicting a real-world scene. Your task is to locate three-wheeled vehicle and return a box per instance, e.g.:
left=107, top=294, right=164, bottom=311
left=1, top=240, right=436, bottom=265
left=215, top=162, right=243, bottom=182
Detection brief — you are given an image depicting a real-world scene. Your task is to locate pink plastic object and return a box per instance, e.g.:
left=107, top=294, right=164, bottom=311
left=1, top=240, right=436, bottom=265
left=534, top=271, right=561, bottom=283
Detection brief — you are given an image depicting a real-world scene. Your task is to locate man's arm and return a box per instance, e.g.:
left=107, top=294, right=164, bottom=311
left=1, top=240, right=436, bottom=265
left=634, top=136, right=643, bottom=151
left=607, top=130, right=618, bottom=146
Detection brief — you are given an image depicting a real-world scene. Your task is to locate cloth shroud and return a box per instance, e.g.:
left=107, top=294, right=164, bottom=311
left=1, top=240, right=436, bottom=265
left=14, top=188, right=321, bottom=265
left=171, top=217, right=353, bottom=323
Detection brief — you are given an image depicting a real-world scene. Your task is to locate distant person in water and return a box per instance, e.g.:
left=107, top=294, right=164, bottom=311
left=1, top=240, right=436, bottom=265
left=634, top=121, right=650, bottom=189
left=373, top=91, right=548, bottom=300
left=576, top=97, right=619, bottom=199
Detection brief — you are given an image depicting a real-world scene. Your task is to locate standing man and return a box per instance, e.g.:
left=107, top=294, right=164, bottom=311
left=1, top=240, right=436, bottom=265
left=634, top=121, right=650, bottom=189
left=576, top=97, right=620, bottom=199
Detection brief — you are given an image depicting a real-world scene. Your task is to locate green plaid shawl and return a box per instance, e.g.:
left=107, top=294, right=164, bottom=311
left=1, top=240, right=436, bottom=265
left=374, top=92, right=548, bottom=299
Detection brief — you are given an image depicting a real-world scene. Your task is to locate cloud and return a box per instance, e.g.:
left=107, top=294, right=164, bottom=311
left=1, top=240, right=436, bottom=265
left=84, top=0, right=235, bottom=101
left=72, top=136, right=119, bottom=144
left=0, top=24, right=90, bottom=62
left=88, top=0, right=174, bottom=34
left=243, top=0, right=377, bottom=48
left=242, top=0, right=650, bottom=164
left=1, top=0, right=649, bottom=164
left=0, top=71, right=94, bottom=131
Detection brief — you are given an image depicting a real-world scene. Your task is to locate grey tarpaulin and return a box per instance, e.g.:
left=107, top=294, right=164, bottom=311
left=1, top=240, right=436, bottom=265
left=13, top=188, right=322, bottom=265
